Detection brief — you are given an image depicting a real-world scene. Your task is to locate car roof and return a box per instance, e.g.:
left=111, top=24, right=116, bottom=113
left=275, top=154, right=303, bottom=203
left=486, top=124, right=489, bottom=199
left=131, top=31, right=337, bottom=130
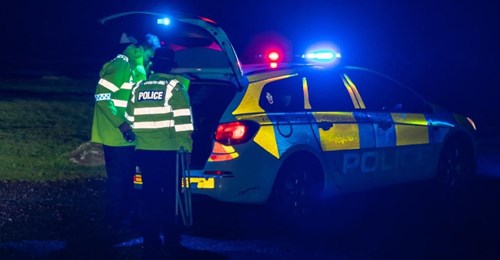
left=242, top=63, right=332, bottom=83
left=242, top=63, right=408, bottom=87
left=242, top=63, right=425, bottom=101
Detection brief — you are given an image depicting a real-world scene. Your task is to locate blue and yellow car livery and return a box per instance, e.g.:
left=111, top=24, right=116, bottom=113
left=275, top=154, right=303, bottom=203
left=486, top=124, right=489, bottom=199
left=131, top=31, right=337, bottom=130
left=187, top=65, right=477, bottom=213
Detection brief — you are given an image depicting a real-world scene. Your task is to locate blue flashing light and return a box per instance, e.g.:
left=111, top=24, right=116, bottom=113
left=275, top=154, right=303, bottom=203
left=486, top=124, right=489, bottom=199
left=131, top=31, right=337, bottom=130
left=157, top=17, right=171, bottom=26
left=302, top=51, right=340, bottom=61
left=303, top=42, right=341, bottom=66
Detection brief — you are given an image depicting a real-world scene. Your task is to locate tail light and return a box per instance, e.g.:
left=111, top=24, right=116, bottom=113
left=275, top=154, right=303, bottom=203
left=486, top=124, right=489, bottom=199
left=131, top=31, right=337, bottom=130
left=133, top=174, right=143, bottom=190
left=215, top=121, right=260, bottom=145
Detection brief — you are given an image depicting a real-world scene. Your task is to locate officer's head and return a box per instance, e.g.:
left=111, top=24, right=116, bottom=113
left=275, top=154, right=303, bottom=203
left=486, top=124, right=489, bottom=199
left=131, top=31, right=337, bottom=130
left=137, top=33, right=161, bottom=65
left=152, top=47, right=177, bottom=73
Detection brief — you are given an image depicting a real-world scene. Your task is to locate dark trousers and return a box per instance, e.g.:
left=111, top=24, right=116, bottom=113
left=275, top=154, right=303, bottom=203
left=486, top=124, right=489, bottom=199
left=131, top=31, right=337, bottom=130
left=102, top=145, right=136, bottom=227
left=136, top=149, right=180, bottom=248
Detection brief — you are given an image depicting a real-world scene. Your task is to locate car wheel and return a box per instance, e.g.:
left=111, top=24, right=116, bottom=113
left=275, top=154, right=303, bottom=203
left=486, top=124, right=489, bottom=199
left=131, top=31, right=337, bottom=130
left=269, top=161, right=320, bottom=224
left=436, top=140, right=475, bottom=191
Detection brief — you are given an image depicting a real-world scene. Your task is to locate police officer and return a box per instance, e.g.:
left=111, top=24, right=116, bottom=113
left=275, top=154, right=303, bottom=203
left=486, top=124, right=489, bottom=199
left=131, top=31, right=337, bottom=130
left=91, top=33, right=161, bottom=236
left=124, top=48, right=193, bottom=256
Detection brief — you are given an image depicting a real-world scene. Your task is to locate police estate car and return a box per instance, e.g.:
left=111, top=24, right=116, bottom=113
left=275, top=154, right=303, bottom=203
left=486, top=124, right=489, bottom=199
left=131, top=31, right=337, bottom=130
left=100, top=11, right=477, bottom=219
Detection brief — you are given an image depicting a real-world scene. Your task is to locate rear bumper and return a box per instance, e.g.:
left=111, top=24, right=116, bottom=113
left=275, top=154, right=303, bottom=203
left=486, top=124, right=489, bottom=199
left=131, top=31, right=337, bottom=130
left=186, top=169, right=273, bottom=204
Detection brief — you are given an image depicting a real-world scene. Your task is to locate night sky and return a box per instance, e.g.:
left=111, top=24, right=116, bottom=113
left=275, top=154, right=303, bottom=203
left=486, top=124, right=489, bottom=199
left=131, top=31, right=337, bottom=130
left=1, top=0, right=498, bottom=128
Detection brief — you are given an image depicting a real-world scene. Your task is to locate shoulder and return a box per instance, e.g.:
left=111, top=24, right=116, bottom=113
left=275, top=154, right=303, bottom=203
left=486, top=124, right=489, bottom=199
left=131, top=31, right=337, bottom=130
left=101, top=57, right=130, bottom=74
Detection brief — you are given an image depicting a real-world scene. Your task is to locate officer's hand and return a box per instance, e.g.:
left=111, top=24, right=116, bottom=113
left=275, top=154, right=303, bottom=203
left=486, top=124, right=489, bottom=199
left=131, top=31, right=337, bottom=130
left=119, top=123, right=136, bottom=143
left=123, top=130, right=136, bottom=143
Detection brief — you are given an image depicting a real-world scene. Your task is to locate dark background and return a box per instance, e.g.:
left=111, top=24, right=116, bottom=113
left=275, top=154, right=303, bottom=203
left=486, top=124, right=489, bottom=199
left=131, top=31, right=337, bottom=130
left=1, top=0, right=498, bottom=129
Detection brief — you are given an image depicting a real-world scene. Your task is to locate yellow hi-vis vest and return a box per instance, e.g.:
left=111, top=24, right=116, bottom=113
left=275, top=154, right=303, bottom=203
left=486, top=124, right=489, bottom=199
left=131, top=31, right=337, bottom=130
left=125, top=73, right=193, bottom=151
left=91, top=45, right=148, bottom=146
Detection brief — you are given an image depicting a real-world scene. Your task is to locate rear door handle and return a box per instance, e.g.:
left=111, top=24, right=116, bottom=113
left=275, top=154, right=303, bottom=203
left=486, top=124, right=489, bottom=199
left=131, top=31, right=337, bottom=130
left=377, top=121, right=392, bottom=130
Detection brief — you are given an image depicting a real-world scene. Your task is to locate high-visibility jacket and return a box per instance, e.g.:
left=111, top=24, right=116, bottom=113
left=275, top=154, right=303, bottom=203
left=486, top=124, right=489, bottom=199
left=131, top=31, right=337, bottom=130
left=91, top=44, right=148, bottom=146
left=125, top=73, right=193, bottom=152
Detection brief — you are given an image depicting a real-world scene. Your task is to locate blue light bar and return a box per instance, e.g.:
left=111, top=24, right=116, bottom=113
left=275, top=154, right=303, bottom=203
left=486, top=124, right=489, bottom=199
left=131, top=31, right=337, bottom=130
left=157, top=17, right=171, bottom=26
left=302, top=51, right=340, bottom=61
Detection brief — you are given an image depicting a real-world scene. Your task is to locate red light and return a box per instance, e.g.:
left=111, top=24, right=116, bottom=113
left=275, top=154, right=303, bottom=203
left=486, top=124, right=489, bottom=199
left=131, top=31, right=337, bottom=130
left=267, top=51, right=280, bottom=62
left=201, top=17, right=217, bottom=24
left=215, top=121, right=259, bottom=145
left=133, top=174, right=143, bottom=184
left=204, top=170, right=232, bottom=176
left=216, top=122, right=246, bottom=141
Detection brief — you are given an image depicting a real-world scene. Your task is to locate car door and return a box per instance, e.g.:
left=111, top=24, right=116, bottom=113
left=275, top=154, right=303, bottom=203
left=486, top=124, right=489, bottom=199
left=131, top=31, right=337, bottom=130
left=344, top=66, right=438, bottom=185
left=304, top=68, right=379, bottom=194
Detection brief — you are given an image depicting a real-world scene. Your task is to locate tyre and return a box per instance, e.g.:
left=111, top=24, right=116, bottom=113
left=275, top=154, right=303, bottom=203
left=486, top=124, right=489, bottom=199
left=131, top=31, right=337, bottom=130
left=268, top=160, right=321, bottom=225
left=436, top=139, right=475, bottom=192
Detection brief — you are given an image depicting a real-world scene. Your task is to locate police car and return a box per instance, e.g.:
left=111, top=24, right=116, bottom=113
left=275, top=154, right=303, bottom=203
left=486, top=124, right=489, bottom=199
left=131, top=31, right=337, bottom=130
left=101, top=11, right=477, bottom=219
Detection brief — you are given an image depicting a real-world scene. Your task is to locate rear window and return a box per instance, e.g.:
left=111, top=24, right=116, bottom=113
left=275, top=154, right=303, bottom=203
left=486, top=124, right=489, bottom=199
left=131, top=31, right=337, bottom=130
left=259, top=75, right=304, bottom=112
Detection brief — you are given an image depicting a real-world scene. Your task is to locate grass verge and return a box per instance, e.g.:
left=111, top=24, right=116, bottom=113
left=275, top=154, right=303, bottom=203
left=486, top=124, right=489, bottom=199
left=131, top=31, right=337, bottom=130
left=0, top=77, right=106, bottom=181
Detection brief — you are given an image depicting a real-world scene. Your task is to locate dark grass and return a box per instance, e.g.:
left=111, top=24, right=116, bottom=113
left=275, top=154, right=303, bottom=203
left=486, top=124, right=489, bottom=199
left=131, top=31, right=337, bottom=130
left=0, top=77, right=105, bottom=181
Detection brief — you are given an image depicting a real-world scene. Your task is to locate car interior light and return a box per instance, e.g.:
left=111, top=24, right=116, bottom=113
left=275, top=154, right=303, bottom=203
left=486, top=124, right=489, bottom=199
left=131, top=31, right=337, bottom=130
left=157, top=17, right=171, bottom=25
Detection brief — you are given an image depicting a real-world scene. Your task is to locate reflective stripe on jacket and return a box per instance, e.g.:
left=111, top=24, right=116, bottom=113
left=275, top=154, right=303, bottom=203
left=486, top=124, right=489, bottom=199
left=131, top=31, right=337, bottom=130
left=126, top=73, right=193, bottom=151
left=91, top=45, right=148, bottom=146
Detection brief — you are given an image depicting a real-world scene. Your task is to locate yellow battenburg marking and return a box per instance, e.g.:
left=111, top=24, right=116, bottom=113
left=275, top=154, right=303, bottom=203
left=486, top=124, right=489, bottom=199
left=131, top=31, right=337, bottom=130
left=253, top=124, right=280, bottom=158
left=302, top=77, right=312, bottom=109
left=313, top=112, right=360, bottom=151
left=232, top=74, right=298, bottom=115
left=391, top=113, right=429, bottom=146
left=343, top=74, right=366, bottom=109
